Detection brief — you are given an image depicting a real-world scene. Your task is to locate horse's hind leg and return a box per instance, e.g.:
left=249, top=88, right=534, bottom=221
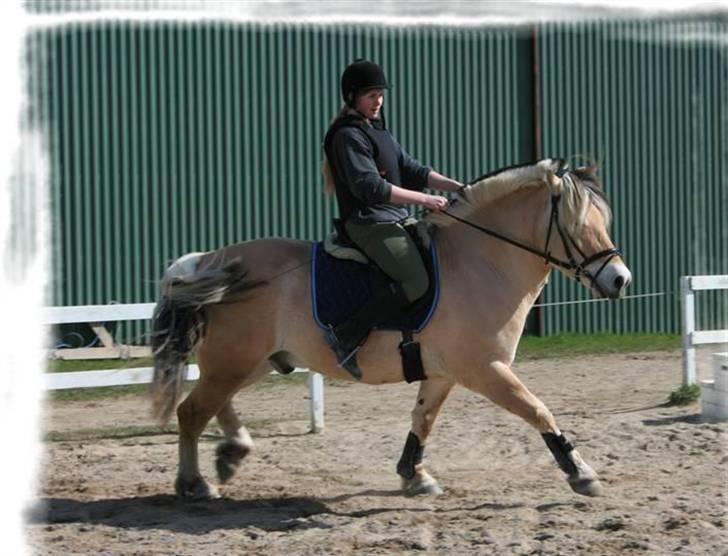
left=460, top=361, right=602, bottom=497
left=215, top=400, right=255, bottom=484
left=398, top=377, right=454, bottom=496
left=175, top=374, right=235, bottom=500
left=176, top=351, right=270, bottom=500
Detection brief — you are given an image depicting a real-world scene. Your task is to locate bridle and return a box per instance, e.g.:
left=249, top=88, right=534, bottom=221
left=441, top=164, right=622, bottom=297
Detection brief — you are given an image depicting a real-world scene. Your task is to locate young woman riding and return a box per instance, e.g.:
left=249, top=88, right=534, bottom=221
left=322, top=59, right=463, bottom=379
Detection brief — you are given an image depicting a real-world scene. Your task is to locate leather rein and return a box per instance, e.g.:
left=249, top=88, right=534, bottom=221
left=441, top=165, right=621, bottom=296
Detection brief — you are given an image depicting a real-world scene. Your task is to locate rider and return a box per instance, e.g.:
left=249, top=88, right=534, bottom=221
left=322, top=59, right=463, bottom=379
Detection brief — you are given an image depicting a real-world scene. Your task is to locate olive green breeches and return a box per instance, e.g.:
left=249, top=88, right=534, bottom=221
left=344, top=219, right=429, bottom=303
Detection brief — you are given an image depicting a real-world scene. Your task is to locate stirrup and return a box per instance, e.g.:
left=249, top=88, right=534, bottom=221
left=339, top=348, right=363, bottom=380
left=324, top=327, right=363, bottom=380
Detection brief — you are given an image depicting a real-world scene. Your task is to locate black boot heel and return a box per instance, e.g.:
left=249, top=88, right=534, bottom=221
left=324, top=326, right=363, bottom=380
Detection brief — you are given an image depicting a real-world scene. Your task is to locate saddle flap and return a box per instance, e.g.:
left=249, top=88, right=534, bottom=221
left=323, top=232, right=369, bottom=264
left=404, top=218, right=433, bottom=252
left=311, top=242, right=440, bottom=333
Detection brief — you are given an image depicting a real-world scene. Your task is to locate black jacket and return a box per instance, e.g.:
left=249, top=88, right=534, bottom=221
left=324, top=113, right=431, bottom=224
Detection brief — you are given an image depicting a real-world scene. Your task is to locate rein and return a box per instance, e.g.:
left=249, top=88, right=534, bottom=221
left=442, top=170, right=621, bottom=295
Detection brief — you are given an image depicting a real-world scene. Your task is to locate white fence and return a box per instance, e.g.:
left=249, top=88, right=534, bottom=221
left=44, top=303, right=325, bottom=432
left=681, top=275, right=728, bottom=386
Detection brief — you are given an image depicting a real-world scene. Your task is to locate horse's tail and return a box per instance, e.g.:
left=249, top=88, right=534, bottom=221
left=150, top=253, right=265, bottom=424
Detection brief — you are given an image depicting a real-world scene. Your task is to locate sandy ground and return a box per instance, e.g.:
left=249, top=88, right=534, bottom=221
left=27, top=350, right=727, bottom=555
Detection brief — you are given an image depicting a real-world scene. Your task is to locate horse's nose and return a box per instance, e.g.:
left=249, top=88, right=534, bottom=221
left=597, top=263, right=632, bottom=299
left=593, top=262, right=631, bottom=299
left=613, top=268, right=632, bottom=295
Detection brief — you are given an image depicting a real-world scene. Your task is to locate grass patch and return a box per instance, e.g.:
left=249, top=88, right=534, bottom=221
left=47, top=383, right=183, bottom=402
left=667, top=384, right=701, bottom=406
left=47, top=357, right=156, bottom=373
left=517, top=333, right=680, bottom=360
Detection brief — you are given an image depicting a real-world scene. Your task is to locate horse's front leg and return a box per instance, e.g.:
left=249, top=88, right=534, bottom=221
left=397, top=376, right=454, bottom=496
left=460, top=361, right=603, bottom=497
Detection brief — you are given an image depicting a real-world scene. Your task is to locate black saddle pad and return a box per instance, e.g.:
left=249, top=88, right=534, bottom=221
left=310, top=242, right=440, bottom=332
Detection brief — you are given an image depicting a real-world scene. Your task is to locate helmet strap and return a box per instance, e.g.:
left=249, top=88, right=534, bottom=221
left=345, top=91, right=357, bottom=108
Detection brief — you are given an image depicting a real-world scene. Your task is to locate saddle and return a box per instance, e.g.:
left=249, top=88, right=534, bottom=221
left=311, top=220, right=440, bottom=382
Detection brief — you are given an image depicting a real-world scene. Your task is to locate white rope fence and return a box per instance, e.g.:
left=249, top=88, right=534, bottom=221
left=532, top=291, right=671, bottom=308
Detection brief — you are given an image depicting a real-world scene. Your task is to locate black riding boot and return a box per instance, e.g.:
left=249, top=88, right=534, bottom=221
left=325, top=282, right=411, bottom=379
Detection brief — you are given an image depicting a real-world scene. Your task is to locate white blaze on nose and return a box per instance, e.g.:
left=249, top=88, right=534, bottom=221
left=595, top=260, right=632, bottom=297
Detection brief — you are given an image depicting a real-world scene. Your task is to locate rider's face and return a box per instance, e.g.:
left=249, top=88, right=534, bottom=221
left=355, top=89, right=384, bottom=120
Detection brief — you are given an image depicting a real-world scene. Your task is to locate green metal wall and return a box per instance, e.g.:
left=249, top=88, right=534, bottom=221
left=28, top=17, right=727, bottom=342
left=538, top=19, right=728, bottom=335
left=32, top=22, right=535, bottom=345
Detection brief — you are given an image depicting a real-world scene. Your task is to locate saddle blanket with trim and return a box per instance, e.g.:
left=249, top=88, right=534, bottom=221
left=310, top=242, right=440, bottom=332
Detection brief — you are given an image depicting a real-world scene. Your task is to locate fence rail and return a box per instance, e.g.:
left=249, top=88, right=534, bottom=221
left=44, top=303, right=325, bottom=432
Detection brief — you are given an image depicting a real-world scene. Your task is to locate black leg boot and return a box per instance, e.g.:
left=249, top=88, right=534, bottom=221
left=325, top=282, right=411, bottom=379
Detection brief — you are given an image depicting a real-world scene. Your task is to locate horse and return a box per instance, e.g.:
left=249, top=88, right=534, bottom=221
left=150, top=158, right=632, bottom=501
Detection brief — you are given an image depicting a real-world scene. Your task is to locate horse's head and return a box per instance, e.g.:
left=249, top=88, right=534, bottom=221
left=428, top=158, right=631, bottom=299
left=542, top=160, right=631, bottom=299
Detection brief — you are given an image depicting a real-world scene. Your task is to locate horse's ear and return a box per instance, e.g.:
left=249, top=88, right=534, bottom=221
left=578, top=164, right=598, bottom=176
left=575, top=164, right=600, bottom=186
left=545, top=165, right=564, bottom=194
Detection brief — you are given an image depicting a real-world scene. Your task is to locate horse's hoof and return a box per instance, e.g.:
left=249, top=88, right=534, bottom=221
left=175, top=476, right=221, bottom=500
left=568, top=477, right=603, bottom=497
left=216, top=459, right=237, bottom=484
left=402, top=474, right=444, bottom=497
left=215, top=440, right=252, bottom=483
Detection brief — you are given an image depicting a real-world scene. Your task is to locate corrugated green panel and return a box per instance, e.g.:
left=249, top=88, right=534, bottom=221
left=30, top=18, right=728, bottom=344
left=37, top=22, right=533, bottom=345
left=539, top=19, right=728, bottom=335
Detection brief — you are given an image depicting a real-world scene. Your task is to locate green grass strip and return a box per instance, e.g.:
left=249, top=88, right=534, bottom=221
left=517, top=333, right=680, bottom=360
left=47, top=357, right=157, bottom=373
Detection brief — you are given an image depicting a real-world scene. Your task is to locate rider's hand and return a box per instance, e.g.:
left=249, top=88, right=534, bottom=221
left=422, top=194, right=449, bottom=212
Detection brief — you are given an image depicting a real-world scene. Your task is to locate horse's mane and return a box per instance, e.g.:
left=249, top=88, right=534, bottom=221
left=426, top=159, right=612, bottom=232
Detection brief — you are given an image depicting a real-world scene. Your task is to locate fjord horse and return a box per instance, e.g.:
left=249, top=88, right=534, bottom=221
left=150, top=159, right=632, bottom=500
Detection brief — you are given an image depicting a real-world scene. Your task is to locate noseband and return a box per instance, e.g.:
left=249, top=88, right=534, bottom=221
left=442, top=165, right=621, bottom=297
left=542, top=190, right=621, bottom=296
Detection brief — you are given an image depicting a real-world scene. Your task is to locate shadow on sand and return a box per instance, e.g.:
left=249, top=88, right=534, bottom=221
left=642, top=413, right=705, bottom=427
left=26, top=490, right=527, bottom=534
left=26, top=494, right=335, bottom=534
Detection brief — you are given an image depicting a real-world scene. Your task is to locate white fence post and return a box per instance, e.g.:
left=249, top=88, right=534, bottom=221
left=681, top=276, right=697, bottom=386
left=308, top=372, right=325, bottom=433
left=681, top=275, right=728, bottom=387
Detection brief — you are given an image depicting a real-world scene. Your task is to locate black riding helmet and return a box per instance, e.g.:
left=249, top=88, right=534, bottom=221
left=340, top=59, right=390, bottom=107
